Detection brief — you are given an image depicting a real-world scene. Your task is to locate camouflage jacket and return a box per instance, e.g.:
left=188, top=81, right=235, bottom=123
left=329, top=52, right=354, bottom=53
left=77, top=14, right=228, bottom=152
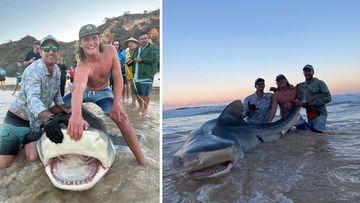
left=297, top=78, right=331, bottom=116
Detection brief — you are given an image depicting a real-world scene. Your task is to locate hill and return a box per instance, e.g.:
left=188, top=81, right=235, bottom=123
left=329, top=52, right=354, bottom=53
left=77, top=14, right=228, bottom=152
left=0, top=10, right=159, bottom=76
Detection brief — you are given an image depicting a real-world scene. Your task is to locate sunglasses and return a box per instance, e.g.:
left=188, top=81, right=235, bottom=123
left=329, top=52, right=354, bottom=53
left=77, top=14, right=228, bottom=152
left=41, top=46, right=58, bottom=52
left=256, top=82, right=265, bottom=86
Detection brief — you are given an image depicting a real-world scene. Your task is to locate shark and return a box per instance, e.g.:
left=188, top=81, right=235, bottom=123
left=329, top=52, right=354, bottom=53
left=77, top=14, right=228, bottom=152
left=37, top=109, right=116, bottom=191
left=172, top=100, right=301, bottom=179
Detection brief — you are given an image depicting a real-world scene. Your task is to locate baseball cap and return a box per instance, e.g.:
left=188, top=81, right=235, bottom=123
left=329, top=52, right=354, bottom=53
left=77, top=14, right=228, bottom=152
left=275, top=74, right=287, bottom=81
left=40, top=35, right=59, bottom=47
left=303, top=64, right=314, bottom=71
left=255, top=78, right=265, bottom=85
left=79, top=24, right=100, bottom=39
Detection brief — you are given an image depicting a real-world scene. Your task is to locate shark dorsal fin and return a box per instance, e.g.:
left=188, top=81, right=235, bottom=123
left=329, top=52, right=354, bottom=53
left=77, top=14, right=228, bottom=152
left=218, top=100, right=245, bottom=126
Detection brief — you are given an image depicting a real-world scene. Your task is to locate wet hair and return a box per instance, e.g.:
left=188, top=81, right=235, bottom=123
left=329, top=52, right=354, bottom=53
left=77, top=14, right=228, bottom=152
left=77, top=36, right=104, bottom=61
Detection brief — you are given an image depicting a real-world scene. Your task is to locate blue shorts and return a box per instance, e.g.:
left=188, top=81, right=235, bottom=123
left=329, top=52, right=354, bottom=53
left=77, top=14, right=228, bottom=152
left=308, top=114, right=327, bottom=132
left=63, top=86, right=114, bottom=113
left=132, top=80, right=153, bottom=96
left=0, top=111, right=41, bottom=155
left=16, top=77, right=22, bottom=84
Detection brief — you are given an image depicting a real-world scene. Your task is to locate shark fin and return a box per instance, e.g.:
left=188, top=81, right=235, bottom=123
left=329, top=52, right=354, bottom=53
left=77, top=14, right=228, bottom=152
left=218, top=100, right=246, bottom=126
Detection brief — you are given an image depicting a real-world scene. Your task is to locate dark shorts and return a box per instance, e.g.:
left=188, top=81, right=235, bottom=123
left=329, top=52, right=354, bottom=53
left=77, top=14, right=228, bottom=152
left=0, top=76, right=5, bottom=81
left=63, top=86, right=114, bottom=113
left=0, top=111, right=41, bottom=155
left=132, top=80, right=153, bottom=96
left=123, top=75, right=128, bottom=85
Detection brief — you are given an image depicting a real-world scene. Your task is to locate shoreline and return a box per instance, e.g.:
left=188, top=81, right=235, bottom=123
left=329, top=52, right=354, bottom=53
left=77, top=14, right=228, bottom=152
left=1, top=73, right=160, bottom=91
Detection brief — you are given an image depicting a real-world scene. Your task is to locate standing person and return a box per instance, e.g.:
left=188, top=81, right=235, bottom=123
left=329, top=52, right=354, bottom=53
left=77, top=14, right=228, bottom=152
left=129, top=32, right=159, bottom=115
left=0, top=68, right=6, bottom=87
left=267, top=74, right=309, bottom=129
left=112, top=40, right=128, bottom=102
left=57, top=53, right=68, bottom=96
left=69, top=65, right=75, bottom=84
left=0, top=35, right=70, bottom=168
left=294, top=64, right=331, bottom=133
left=12, top=60, right=25, bottom=95
left=63, top=24, right=146, bottom=166
left=24, top=41, right=41, bottom=66
left=243, top=78, right=273, bottom=123
left=125, top=37, right=139, bottom=108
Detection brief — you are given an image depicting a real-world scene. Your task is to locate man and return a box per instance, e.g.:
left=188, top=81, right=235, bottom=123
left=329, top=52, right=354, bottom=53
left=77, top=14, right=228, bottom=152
left=63, top=24, right=146, bottom=166
left=125, top=37, right=139, bottom=108
left=243, top=78, right=272, bottom=123
left=267, top=74, right=309, bottom=129
left=12, top=60, right=25, bottom=95
left=129, top=32, right=159, bottom=115
left=294, top=64, right=331, bottom=133
left=0, top=35, right=69, bottom=168
left=24, top=41, right=41, bottom=66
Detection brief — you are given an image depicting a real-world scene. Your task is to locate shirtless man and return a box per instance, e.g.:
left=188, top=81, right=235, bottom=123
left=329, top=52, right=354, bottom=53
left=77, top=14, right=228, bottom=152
left=63, top=24, right=146, bottom=166
left=267, top=74, right=309, bottom=129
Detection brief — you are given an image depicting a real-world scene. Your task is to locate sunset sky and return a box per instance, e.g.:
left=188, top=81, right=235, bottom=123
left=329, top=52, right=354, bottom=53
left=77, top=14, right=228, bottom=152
left=0, top=0, right=159, bottom=43
left=163, top=0, right=360, bottom=109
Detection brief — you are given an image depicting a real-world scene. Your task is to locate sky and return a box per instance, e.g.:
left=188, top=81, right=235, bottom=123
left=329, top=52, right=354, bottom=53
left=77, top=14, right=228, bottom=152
left=163, top=0, right=360, bottom=109
left=0, top=0, right=159, bottom=43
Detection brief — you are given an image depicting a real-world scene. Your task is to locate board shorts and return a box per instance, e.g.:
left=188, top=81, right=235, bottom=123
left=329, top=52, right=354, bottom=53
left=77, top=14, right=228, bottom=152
left=16, top=77, right=22, bottom=84
left=63, top=86, right=114, bottom=113
left=131, top=80, right=153, bottom=97
left=0, top=111, right=42, bottom=155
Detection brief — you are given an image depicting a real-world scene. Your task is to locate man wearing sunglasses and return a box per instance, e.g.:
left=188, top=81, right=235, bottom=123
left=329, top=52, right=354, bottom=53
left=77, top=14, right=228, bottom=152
left=63, top=24, right=146, bottom=166
left=243, top=78, right=273, bottom=123
left=0, top=35, right=69, bottom=168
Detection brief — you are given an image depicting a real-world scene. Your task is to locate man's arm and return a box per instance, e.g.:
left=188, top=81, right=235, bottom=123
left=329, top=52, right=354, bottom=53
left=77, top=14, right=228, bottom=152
left=24, top=53, right=35, bottom=66
left=314, top=80, right=332, bottom=106
left=22, top=70, right=50, bottom=121
left=267, top=95, right=278, bottom=122
left=140, top=45, right=159, bottom=64
left=66, top=65, right=90, bottom=140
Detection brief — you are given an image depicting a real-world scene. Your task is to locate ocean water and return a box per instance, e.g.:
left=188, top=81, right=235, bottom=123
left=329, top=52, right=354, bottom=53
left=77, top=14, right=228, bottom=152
left=163, top=93, right=360, bottom=203
left=0, top=88, right=159, bottom=203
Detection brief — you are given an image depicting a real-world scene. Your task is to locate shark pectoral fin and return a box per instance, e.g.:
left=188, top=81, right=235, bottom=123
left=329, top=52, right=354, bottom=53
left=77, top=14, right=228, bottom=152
left=256, top=135, right=264, bottom=143
left=218, top=100, right=246, bottom=126
left=280, top=129, right=287, bottom=137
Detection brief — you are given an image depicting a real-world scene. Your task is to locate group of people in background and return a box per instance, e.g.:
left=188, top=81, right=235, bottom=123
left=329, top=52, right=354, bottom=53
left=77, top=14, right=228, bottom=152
left=243, top=64, right=331, bottom=133
left=0, top=24, right=159, bottom=168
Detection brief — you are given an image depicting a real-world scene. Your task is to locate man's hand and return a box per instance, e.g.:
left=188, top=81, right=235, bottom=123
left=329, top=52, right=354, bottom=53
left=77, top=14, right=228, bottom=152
left=134, top=58, right=143, bottom=63
left=292, top=100, right=307, bottom=107
left=269, top=87, right=278, bottom=92
left=248, top=101, right=259, bottom=112
left=67, top=115, right=89, bottom=141
left=109, top=103, right=129, bottom=122
left=44, top=116, right=68, bottom=144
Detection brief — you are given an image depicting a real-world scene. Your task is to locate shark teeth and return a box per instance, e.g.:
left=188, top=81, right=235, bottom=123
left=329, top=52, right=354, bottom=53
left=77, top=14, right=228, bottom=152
left=49, top=155, right=103, bottom=185
left=188, top=161, right=233, bottom=178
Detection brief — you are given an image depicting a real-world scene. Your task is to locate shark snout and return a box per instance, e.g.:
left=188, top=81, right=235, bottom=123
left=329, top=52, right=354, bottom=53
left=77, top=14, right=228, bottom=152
left=172, top=134, right=237, bottom=172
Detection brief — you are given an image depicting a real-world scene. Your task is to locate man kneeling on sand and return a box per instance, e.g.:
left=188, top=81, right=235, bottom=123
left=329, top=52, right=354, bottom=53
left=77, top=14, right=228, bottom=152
left=63, top=24, right=147, bottom=166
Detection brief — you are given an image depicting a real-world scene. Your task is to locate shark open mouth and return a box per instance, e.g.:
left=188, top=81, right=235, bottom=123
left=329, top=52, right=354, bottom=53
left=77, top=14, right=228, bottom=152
left=188, top=161, right=234, bottom=178
left=47, top=155, right=105, bottom=185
